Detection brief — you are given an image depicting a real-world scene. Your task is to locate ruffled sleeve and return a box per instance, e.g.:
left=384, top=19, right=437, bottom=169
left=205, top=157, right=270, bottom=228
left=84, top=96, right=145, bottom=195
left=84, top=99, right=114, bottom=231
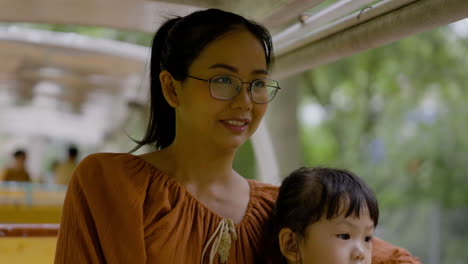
left=372, top=237, right=421, bottom=264
left=55, top=153, right=153, bottom=264
left=237, top=180, right=278, bottom=263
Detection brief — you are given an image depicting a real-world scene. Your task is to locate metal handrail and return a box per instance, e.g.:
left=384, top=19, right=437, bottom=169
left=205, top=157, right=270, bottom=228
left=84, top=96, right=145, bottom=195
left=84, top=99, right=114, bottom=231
left=0, top=223, right=59, bottom=237
left=0, top=182, right=67, bottom=206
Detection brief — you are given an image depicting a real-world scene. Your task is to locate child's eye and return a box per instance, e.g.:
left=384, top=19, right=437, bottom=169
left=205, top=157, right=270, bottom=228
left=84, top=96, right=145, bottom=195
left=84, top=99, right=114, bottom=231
left=365, top=236, right=373, bottom=243
left=336, top=234, right=350, bottom=240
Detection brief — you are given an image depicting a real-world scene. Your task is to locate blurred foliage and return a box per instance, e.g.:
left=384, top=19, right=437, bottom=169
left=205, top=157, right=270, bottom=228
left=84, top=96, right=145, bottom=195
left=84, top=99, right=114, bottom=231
left=299, top=24, right=468, bottom=263
left=233, top=139, right=256, bottom=180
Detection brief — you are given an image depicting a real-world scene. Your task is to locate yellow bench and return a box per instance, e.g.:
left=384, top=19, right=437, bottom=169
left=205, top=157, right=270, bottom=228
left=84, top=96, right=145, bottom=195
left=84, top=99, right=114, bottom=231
left=0, top=224, right=59, bottom=264
left=0, top=205, right=62, bottom=223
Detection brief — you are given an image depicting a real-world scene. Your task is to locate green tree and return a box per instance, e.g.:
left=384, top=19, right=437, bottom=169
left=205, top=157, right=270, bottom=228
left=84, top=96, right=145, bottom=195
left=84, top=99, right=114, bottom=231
left=300, top=26, right=468, bottom=263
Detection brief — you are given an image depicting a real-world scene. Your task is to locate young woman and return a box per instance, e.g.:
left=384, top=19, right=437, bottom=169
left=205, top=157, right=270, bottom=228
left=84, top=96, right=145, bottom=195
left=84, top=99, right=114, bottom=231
left=55, top=8, right=419, bottom=264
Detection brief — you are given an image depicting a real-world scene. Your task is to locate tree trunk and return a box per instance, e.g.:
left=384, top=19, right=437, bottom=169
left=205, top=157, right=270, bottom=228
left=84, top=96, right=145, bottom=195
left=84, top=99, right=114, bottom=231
left=266, top=74, right=302, bottom=179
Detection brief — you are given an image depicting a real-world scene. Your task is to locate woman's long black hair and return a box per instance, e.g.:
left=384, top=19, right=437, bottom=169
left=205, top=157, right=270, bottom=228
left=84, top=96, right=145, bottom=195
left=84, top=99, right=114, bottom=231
left=132, top=8, right=273, bottom=151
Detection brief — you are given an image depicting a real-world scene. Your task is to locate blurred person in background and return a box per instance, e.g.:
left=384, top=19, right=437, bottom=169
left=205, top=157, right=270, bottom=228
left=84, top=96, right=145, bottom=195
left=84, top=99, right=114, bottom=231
left=0, top=149, right=31, bottom=182
left=55, top=145, right=79, bottom=185
left=39, top=159, right=60, bottom=184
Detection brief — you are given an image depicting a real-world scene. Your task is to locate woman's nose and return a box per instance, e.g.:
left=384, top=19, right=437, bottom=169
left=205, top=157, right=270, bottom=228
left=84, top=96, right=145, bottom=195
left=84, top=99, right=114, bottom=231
left=230, top=84, right=253, bottom=110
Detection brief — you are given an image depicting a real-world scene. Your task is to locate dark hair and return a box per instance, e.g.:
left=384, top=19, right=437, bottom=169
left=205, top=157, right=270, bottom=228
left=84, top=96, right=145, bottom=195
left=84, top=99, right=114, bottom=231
left=68, top=145, right=78, bottom=159
left=13, top=149, right=26, bottom=159
left=270, top=167, right=379, bottom=263
left=132, top=8, right=273, bottom=151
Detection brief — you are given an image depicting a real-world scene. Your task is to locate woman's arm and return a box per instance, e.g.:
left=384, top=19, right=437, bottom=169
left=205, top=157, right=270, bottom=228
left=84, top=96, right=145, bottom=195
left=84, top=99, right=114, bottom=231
left=372, top=237, right=421, bottom=264
left=54, top=154, right=147, bottom=264
left=54, top=174, right=106, bottom=263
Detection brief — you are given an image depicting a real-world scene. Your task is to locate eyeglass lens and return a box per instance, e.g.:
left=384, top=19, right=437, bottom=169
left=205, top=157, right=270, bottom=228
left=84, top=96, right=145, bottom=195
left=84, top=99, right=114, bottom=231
left=209, top=75, right=278, bottom=103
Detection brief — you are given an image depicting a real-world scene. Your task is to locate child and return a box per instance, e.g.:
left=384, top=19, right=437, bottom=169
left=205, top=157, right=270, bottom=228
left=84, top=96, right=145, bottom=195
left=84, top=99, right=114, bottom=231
left=272, top=167, right=379, bottom=264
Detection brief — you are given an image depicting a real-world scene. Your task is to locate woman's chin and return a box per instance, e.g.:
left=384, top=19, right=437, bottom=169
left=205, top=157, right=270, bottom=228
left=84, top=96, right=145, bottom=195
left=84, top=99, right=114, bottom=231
left=215, top=136, right=247, bottom=152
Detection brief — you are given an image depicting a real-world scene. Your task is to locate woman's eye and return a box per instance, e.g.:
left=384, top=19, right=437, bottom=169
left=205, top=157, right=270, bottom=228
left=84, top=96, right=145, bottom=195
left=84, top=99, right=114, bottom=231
left=214, top=76, right=232, bottom=84
left=336, top=234, right=350, bottom=240
left=365, top=236, right=373, bottom=243
left=253, top=80, right=266, bottom=88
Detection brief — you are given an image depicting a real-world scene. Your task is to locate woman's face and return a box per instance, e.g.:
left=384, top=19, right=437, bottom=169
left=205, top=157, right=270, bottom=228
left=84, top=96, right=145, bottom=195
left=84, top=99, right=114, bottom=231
left=296, top=212, right=374, bottom=264
left=175, top=29, right=269, bottom=150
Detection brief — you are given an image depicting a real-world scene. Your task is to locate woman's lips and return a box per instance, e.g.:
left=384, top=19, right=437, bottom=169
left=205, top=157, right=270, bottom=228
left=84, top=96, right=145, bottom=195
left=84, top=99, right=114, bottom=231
left=220, top=119, right=249, bottom=132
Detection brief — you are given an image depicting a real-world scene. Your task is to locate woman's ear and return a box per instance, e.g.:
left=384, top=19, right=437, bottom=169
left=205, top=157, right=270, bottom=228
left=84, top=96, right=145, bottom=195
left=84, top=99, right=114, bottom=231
left=279, top=228, right=300, bottom=263
left=160, top=70, right=180, bottom=108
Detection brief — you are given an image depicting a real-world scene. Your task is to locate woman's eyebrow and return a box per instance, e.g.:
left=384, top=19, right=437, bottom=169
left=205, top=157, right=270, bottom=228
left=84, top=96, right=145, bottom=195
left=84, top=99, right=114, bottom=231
left=252, top=69, right=269, bottom=75
left=209, top=63, right=238, bottom=72
left=209, top=64, right=268, bottom=75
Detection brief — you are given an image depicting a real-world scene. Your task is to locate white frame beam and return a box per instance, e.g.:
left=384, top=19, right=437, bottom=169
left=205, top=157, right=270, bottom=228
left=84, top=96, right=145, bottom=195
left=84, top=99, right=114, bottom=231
left=273, top=0, right=468, bottom=79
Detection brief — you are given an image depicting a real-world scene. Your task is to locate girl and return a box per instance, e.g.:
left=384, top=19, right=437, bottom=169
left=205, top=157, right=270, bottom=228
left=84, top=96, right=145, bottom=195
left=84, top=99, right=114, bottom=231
left=272, top=167, right=420, bottom=264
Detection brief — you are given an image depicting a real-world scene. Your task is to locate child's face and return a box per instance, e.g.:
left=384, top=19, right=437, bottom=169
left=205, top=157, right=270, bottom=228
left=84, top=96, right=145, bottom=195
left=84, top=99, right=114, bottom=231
left=297, top=211, right=374, bottom=264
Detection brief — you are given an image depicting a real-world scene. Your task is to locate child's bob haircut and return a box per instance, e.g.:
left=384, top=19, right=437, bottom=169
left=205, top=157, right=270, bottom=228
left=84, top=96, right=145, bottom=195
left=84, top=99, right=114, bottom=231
left=270, top=167, right=379, bottom=262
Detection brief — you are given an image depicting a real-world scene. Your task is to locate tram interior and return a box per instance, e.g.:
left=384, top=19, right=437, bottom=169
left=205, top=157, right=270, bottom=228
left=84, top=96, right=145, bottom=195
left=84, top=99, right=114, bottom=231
left=0, top=0, right=467, bottom=263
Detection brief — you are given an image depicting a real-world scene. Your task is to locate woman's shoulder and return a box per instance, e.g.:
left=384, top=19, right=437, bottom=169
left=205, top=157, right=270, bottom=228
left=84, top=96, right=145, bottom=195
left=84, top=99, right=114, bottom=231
left=76, top=152, right=162, bottom=175
left=77, top=152, right=144, bottom=168
left=72, top=152, right=168, bottom=195
left=249, top=179, right=279, bottom=195
left=68, top=152, right=176, bottom=216
left=372, top=237, right=421, bottom=264
left=247, top=179, right=279, bottom=211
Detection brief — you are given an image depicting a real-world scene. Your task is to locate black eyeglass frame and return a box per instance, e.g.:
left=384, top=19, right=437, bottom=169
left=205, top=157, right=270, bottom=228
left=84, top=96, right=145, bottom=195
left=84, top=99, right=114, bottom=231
left=184, top=74, right=281, bottom=104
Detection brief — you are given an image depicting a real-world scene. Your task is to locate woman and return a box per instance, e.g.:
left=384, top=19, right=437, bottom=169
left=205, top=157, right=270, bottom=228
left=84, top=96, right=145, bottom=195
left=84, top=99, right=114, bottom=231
left=55, top=8, right=419, bottom=264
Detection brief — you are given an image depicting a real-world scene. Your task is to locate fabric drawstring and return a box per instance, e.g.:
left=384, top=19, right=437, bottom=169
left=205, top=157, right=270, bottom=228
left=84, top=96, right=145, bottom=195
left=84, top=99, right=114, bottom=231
left=201, top=218, right=237, bottom=264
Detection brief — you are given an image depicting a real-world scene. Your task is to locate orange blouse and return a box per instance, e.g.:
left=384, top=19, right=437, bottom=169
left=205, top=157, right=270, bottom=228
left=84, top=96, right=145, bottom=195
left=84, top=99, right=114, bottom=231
left=55, top=153, right=420, bottom=264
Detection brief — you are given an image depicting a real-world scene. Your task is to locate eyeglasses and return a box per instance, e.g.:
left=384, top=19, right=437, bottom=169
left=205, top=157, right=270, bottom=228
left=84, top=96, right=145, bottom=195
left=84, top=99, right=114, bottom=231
left=184, top=74, right=280, bottom=104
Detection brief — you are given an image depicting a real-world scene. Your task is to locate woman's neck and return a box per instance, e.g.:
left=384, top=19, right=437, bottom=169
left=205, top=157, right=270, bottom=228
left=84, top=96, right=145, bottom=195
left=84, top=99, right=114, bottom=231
left=140, top=135, right=250, bottom=222
left=164, top=137, right=239, bottom=186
